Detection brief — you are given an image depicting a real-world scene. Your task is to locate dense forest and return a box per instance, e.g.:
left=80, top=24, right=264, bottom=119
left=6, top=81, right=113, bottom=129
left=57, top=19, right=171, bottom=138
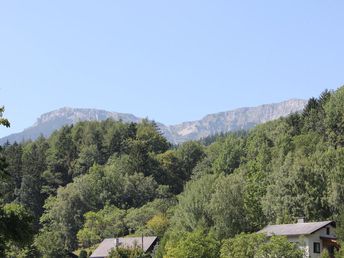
left=2, top=87, right=344, bottom=257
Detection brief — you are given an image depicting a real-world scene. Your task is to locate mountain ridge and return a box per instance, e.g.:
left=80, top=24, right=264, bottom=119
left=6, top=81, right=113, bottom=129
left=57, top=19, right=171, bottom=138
left=0, top=99, right=307, bottom=144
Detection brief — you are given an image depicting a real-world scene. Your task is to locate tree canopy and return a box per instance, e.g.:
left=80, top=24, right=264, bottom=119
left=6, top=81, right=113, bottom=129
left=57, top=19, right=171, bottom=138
left=2, top=87, right=344, bottom=257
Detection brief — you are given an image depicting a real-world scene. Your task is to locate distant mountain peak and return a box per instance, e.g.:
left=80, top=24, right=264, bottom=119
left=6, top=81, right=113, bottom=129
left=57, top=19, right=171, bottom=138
left=0, top=99, right=307, bottom=145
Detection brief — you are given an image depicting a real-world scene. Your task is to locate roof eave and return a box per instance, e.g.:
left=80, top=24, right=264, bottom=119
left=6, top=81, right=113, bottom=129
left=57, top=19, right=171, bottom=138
left=309, top=221, right=336, bottom=235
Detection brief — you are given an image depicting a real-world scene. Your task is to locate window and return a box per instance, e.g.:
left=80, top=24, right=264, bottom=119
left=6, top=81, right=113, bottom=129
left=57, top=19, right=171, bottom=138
left=326, top=227, right=330, bottom=235
left=313, top=242, right=321, bottom=253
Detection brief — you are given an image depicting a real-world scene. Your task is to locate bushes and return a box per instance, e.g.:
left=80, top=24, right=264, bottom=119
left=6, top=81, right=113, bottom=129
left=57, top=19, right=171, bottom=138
left=108, top=246, right=150, bottom=258
left=221, top=233, right=304, bottom=258
left=164, top=229, right=220, bottom=258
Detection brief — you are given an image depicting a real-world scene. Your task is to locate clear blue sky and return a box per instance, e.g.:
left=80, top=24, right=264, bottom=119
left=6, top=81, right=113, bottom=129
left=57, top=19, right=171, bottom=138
left=0, top=1, right=343, bottom=137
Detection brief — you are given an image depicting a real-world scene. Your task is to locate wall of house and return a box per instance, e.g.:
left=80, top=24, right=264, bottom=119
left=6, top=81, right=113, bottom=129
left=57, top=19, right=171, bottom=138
left=286, top=225, right=336, bottom=258
left=287, top=235, right=309, bottom=258
left=306, top=225, right=336, bottom=258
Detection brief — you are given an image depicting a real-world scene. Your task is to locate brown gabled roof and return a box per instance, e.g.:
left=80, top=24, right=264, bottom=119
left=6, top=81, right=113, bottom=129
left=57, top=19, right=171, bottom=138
left=258, top=221, right=335, bottom=236
left=90, top=236, right=158, bottom=258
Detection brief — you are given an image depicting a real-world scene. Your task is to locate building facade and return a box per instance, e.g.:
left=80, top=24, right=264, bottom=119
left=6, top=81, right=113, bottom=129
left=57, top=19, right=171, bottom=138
left=258, top=220, right=339, bottom=258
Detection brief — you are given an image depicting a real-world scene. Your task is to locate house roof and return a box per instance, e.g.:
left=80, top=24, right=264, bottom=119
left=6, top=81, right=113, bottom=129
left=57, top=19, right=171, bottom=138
left=258, top=221, right=335, bottom=236
left=90, top=236, right=158, bottom=258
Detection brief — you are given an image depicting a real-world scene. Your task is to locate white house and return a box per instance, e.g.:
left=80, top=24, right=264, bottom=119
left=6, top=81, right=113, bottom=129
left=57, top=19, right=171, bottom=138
left=258, top=219, right=339, bottom=258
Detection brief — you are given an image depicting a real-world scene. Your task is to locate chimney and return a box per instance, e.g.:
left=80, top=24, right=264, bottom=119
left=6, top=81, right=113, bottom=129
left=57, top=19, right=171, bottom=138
left=297, top=217, right=305, bottom=223
left=141, top=234, right=144, bottom=251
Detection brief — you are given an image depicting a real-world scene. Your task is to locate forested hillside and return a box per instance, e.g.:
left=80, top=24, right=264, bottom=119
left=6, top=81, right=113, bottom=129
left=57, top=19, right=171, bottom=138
left=1, top=87, right=344, bottom=257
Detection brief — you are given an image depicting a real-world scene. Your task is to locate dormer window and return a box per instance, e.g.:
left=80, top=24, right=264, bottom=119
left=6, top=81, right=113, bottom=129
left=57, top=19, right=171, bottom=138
left=326, top=227, right=330, bottom=235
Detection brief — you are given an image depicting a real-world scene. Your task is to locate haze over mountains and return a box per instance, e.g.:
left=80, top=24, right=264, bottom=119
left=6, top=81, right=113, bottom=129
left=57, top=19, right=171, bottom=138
left=0, top=99, right=307, bottom=145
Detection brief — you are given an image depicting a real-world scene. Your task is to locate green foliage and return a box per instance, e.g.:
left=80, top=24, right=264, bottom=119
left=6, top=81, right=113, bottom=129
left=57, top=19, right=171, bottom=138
left=320, top=248, right=331, bottom=258
left=221, top=234, right=304, bottom=258
left=124, top=138, right=157, bottom=176
left=6, top=87, right=344, bottom=257
left=44, top=125, right=78, bottom=192
left=34, top=223, right=69, bottom=258
left=0, top=108, right=36, bottom=256
left=0, top=143, right=23, bottom=203
left=77, top=198, right=172, bottom=249
left=125, top=198, right=172, bottom=235
left=146, top=213, right=169, bottom=237
left=79, top=249, right=88, bottom=258
left=19, top=138, right=49, bottom=229
left=335, top=208, right=344, bottom=241
left=154, top=141, right=205, bottom=194
left=220, top=233, right=266, bottom=258
left=162, top=87, right=344, bottom=255
left=335, top=246, right=344, bottom=257
left=301, top=90, right=330, bottom=134
left=255, top=235, right=304, bottom=258
left=78, top=206, right=126, bottom=248
left=73, top=144, right=101, bottom=176
left=209, top=173, right=247, bottom=238
left=325, top=87, right=344, bottom=147
left=108, top=246, right=150, bottom=258
left=136, top=119, right=170, bottom=154
left=35, top=169, right=103, bottom=254
left=4, top=244, right=39, bottom=258
left=0, top=106, right=10, bottom=128
left=164, top=229, right=220, bottom=258
left=212, top=134, right=245, bottom=174
left=176, top=141, right=205, bottom=179
left=155, top=150, right=184, bottom=193
left=171, top=174, right=217, bottom=232
left=0, top=203, right=34, bottom=256
left=262, top=150, right=331, bottom=223
left=326, top=147, right=344, bottom=211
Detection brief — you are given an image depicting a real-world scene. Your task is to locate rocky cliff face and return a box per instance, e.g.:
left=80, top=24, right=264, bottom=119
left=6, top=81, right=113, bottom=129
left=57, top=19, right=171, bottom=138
left=0, top=99, right=307, bottom=144
left=168, top=99, right=307, bottom=143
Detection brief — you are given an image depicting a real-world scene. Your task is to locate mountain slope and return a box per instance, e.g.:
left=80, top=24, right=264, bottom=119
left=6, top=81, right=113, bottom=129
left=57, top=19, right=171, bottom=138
left=0, top=108, right=142, bottom=145
left=0, top=99, right=307, bottom=144
left=168, top=99, right=307, bottom=143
